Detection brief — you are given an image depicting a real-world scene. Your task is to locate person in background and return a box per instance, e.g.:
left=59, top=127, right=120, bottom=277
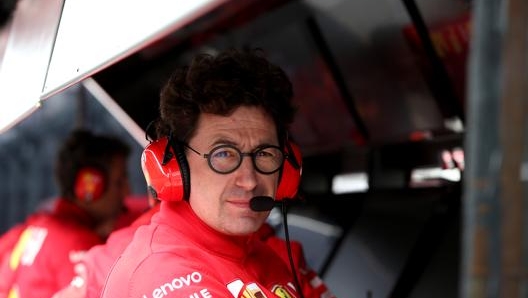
left=0, top=129, right=131, bottom=298
left=101, top=48, right=336, bottom=298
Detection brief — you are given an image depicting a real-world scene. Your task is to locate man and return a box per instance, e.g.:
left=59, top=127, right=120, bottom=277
left=0, top=129, right=131, bottom=298
left=101, top=48, right=336, bottom=298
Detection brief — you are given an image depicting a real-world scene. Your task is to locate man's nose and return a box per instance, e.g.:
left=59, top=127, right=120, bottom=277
left=235, top=157, right=258, bottom=189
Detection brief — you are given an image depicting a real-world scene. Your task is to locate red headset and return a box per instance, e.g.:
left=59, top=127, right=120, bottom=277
left=74, top=167, right=106, bottom=202
left=141, top=136, right=302, bottom=202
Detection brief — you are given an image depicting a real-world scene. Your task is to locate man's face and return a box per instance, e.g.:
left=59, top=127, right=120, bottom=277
left=187, top=106, right=280, bottom=236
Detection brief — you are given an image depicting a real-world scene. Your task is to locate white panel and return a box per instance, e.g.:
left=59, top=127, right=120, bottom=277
left=0, top=0, right=64, bottom=133
left=43, top=0, right=228, bottom=99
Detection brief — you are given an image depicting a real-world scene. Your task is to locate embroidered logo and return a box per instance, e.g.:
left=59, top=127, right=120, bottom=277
left=239, top=283, right=267, bottom=298
left=226, top=280, right=268, bottom=298
left=271, top=284, right=297, bottom=298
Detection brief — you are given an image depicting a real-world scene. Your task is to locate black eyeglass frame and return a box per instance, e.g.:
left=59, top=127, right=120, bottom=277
left=184, top=143, right=286, bottom=175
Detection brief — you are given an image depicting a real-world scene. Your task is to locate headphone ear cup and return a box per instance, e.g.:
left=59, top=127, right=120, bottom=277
left=276, top=140, right=302, bottom=200
left=141, top=137, right=190, bottom=202
left=74, top=167, right=106, bottom=202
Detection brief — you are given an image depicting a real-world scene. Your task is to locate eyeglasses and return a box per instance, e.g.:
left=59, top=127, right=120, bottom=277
left=185, top=143, right=285, bottom=174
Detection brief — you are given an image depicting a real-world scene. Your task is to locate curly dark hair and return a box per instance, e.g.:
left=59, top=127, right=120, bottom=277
left=155, top=48, right=296, bottom=145
left=55, top=129, right=130, bottom=200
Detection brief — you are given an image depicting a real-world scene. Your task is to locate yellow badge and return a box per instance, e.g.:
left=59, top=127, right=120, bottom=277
left=271, top=285, right=296, bottom=298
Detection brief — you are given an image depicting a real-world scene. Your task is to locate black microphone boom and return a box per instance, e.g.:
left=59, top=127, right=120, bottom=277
left=249, top=196, right=276, bottom=212
left=250, top=196, right=304, bottom=298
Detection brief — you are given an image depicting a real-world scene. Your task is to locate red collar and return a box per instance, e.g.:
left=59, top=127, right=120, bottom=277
left=156, top=201, right=257, bottom=260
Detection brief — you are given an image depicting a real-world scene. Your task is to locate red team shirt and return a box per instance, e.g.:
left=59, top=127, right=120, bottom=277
left=101, top=201, right=336, bottom=298
left=0, top=199, right=103, bottom=298
left=0, top=224, right=26, bottom=267
left=0, top=197, right=148, bottom=298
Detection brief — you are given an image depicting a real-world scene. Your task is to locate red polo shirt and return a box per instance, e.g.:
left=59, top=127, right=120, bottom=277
left=101, top=201, right=335, bottom=298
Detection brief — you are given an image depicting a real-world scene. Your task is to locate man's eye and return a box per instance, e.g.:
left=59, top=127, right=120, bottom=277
left=212, top=147, right=237, bottom=159
left=212, top=150, right=229, bottom=158
left=256, top=150, right=273, bottom=157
